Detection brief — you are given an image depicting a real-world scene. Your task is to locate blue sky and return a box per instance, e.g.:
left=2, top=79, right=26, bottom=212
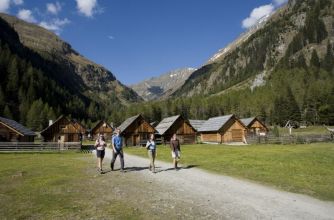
left=1, top=0, right=287, bottom=85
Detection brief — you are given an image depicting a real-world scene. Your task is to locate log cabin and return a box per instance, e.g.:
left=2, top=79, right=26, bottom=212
left=198, top=114, right=247, bottom=143
left=156, top=115, right=196, bottom=144
left=189, top=119, right=207, bottom=143
left=71, top=119, right=87, bottom=140
left=91, top=120, right=114, bottom=140
left=118, top=114, right=156, bottom=146
left=240, top=117, right=268, bottom=136
left=40, top=116, right=80, bottom=142
left=0, top=116, right=36, bottom=142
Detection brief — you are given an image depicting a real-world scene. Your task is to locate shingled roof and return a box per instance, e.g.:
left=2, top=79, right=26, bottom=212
left=118, top=114, right=141, bottom=133
left=155, top=115, right=181, bottom=135
left=198, top=114, right=235, bottom=132
left=240, top=117, right=255, bottom=127
left=189, top=120, right=206, bottom=131
left=0, top=116, right=36, bottom=136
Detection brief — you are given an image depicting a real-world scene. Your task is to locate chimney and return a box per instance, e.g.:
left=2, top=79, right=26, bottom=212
left=49, top=120, right=53, bottom=126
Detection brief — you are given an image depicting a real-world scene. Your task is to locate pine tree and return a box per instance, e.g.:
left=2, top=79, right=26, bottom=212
left=322, top=42, right=334, bottom=72
left=310, top=49, right=320, bottom=68
left=3, top=105, right=13, bottom=119
left=26, top=99, right=45, bottom=131
left=6, top=57, right=19, bottom=99
left=0, top=85, right=5, bottom=114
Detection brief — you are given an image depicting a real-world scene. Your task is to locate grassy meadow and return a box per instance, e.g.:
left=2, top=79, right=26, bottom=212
left=0, top=152, right=150, bottom=219
left=125, top=143, right=334, bottom=200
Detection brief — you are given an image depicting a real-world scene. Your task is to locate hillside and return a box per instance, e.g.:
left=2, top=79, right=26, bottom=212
left=119, top=0, right=334, bottom=126
left=0, top=13, right=141, bottom=130
left=130, top=68, right=196, bottom=100
left=0, top=13, right=141, bottom=104
left=174, top=0, right=333, bottom=97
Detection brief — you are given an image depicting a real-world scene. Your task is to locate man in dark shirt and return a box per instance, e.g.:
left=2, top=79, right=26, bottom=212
left=170, top=133, right=181, bottom=170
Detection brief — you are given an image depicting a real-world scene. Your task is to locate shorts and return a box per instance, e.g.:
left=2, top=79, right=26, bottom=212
left=171, top=150, right=181, bottom=159
left=96, top=149, right=105, bottom=159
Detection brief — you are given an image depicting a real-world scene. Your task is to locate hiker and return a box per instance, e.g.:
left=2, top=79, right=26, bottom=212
left=110, top=128, right=125, bottom=172
left=146, top=133, right=157, bottom=173
left=170, top=133, right=181, bottom=170
left=94, top=134, right=106, bottom=174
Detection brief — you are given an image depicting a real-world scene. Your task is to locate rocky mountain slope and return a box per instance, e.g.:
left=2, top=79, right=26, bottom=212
left=130, top=68, right=196, bottom=100
left=173, top=0, right=334, bottom=97
left=0, top=13, right=141, bottom=105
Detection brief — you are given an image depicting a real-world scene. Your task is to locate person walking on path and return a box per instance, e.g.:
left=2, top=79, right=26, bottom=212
left=146, top=133, right=157, bottom=173
left=94, top=134, right=107, bottom=174
left=110, top=128, right=125, bottom=172
left=170, top=133, right=181, bottom=170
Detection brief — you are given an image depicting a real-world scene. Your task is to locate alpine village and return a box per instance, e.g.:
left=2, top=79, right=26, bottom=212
left=1, top=0, right=334, bottom=219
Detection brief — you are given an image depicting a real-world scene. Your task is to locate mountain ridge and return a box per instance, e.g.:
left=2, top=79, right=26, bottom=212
left=129, top=67, right=196, bottom=100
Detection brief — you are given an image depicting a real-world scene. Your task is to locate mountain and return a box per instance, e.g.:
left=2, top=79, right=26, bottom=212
left=173, top=0, right=334, bottom=97
left=122, top=0, right=334, bottom=126
left=0, top=13, right=141, bottom=130
left=129, top=68, right=196, bottom=100
left=0, top=13, right=141, bottom=105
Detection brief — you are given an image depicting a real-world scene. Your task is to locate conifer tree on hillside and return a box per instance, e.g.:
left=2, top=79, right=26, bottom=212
left=3, top=105, right=13, bottom=119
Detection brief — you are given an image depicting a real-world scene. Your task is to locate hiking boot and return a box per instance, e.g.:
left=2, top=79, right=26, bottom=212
left=110, top=164, right=114, bottom=171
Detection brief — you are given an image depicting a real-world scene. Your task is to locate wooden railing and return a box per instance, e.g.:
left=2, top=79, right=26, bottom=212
left=246, top=134, right=333, bottom=145
left=0, top=142, right=82, bottom=152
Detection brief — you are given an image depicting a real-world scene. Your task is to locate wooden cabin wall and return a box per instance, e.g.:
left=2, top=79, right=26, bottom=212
left=200, top=133, right=222, bottom=143
left=221, top=120, right=246, bottom=143
left=0, top=123, right=34, bottom=142
left=163, top=118, right=196, bottom=144
left=92, top=122, right=113, bottom=139
left=122, top=119, right=156, bottom=146
left=42, top=117, right=80, bottom=142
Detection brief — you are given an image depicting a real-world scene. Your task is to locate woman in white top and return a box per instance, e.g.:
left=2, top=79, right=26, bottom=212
left=94, top=134, right=106, bottom=174
left=146, top=133, right=157, bottom=173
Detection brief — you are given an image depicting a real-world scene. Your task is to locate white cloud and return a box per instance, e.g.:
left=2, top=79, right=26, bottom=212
left=75, top=0, right=97, bottom=17
left=273, top=0, right=288, bottom=6
left=46, top=2, right=61, bottom=15
left=0, top=0, right=11, bottom=12
left=13, top=0, right=24, bottom=5
left=108, top=35, right=114, bottom=40
left=39, top=18, right=70, bottom=33
left=17, top=9, right=36, bottom=23
left=242, top=4, right=274, bottom=28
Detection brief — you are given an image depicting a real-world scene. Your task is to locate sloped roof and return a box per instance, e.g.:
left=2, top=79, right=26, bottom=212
left=91, top=120, right=113, bottom=133
left=189, top=120, right=206, bottom=131
left=240, top=117, right=255, bottom=127
left=155, top=115, right=181, bottom=135
left=0, top=116, right=36, bottom=136
left=118, top=114, right=141, bottom=133
left=198, top=114, right=235, bottom=132
left=40, top=115, right=80, bottom=134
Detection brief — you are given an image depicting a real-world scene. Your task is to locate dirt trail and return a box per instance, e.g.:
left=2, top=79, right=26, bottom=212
left=99, top=148, right=334, bottom=220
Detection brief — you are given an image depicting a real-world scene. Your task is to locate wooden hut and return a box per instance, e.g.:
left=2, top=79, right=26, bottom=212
left=240, top=117, right=268, bottom=136
left=40, top=116, right=80, bottom=142
left=119, top=114, right=156, bottom=146
left=189, top=119, right=207, bottom=142
left=71, top=119, right=87, bottom=140
left=91, top=120, right=113, bottom=140
left=156, top=115, right=196, bottom=144
left=198, top=114, right=247, bottom=143
left=0, top=116, right=36, bottom=142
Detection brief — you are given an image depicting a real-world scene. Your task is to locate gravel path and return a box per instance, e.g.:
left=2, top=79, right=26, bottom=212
left=100, top=148, right=334, bottom=220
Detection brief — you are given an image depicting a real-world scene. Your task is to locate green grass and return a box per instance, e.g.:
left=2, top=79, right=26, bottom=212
left=277, top=126, right=330, bottom=136
left=0, top=152, right=146, bottom=219
left=125, top=143, right=334, bottom=200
